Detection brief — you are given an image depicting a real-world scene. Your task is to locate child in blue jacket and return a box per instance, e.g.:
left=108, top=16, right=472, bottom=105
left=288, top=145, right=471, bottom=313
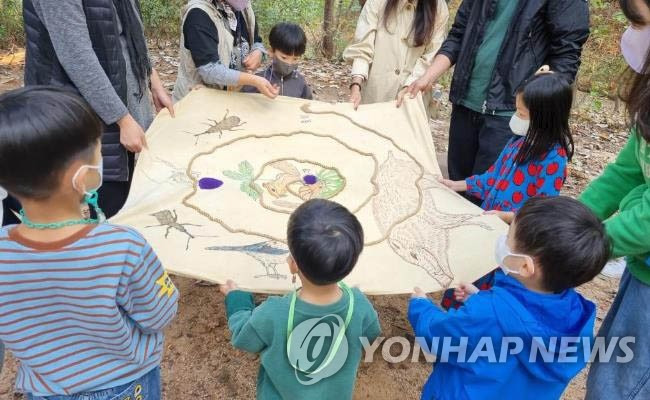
left=409, top=196, right=610, bottom=400
left=439, top=72, right=574, bottom=309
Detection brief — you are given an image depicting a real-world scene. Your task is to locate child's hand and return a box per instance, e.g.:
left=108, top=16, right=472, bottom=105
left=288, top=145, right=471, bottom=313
left=454, top=282, right=480, bottom=303
left=438, top=177, right=467, bottom=192
left=220, top=279, right=239, bottom=296
left=412, top=287, right=428, bottom=299
left=484, top=210, right=515, bottom=225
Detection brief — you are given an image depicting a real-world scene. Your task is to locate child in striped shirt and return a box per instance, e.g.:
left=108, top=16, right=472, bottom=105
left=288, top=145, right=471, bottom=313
left=0, top=87, right=178, bottom=399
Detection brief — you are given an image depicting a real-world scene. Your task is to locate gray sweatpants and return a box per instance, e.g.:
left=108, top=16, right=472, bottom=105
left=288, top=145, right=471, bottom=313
left=586, top=269, right=650, bottom=399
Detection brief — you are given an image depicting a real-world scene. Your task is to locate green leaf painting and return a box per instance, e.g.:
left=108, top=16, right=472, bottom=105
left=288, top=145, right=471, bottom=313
left=223, top=161, right=261, bottom=201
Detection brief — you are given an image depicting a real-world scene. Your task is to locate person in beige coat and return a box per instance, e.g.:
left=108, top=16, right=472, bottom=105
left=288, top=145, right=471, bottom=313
left=343, top=0, right=448, bottom=113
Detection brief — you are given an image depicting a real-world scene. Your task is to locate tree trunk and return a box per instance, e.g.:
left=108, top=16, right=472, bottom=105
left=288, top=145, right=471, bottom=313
left=322, top=0, right=336, bottom=58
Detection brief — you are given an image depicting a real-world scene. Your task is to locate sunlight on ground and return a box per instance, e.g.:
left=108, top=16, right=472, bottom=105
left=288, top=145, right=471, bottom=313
left=0, top=49, right=25, bottom=67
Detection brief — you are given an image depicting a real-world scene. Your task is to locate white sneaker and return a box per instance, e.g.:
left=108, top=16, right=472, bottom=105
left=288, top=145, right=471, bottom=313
left=601, top=258, right=626, bottom=279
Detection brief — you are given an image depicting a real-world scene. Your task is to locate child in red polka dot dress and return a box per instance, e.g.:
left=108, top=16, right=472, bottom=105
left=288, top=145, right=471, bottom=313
left=441, top=72, right=573, bottom=212
left=440, top=72, right=574, bottom=309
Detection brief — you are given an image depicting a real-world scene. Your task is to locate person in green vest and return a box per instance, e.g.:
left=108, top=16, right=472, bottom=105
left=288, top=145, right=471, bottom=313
left=401, top=0, right=589, bottom=204
left=582, top=0, right=650, bottom=398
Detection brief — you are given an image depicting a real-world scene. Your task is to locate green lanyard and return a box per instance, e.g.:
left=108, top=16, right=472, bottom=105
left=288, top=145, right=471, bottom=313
left=286, top=282, right=355, bottom=375
left=18, top=192, right=105, bottom=229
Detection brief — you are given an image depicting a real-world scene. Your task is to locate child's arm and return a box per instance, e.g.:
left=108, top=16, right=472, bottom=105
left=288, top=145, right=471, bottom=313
left=302, top=83, right=314, bottom=100
left=221, top=281, right=268, bottom=353
left=600, top=187, right=650, bottom=259
left=409, top=288, right=491, bottom=359
left=580, top=133, right=645, bottom=220
left=117, top=241, right=179, bottom=334
left=465, top=143, right=511, bottom=201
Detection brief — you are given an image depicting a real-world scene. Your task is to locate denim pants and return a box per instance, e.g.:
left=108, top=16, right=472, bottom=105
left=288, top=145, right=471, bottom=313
left=586, top=270, right=650, bottom=399
left=27, top=366, right=161, bottom=400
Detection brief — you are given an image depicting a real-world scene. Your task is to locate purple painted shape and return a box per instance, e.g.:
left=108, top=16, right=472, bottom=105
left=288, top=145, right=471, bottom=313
left=199, top=177, right=224, bottom=190
left=303, top=175, right=318, bottom=185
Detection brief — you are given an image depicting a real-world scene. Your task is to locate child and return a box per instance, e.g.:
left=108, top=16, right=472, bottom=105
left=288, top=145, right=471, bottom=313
left=0, top=87, right=178, bottom=399
left=220, top=199, right=380, bottom=399
left=439, top=72, right=574, bottom=309
left=440, top=72, right=574, bottom=211
left=582, top=1, right=650, bottom=396
left=241, top=22, right=313, bottom=99
left=409, top=196, right=610, bottom=400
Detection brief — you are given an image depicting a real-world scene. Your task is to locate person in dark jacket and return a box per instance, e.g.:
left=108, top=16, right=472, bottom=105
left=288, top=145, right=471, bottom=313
left=20, top=0, right=174, bottom=218
left=241, top=22, right=313, bottom=99
left=401, top=0, right=589, bottom=192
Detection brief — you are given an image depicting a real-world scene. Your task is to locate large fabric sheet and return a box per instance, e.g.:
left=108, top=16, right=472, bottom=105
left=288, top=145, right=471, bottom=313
left=112, top=89, right=507, bottom=294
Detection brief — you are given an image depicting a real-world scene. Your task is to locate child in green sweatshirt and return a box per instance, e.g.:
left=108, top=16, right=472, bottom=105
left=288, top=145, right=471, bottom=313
left=220, top=199, right=381, bottom=399
left=580, top=128, right=650, bottom=398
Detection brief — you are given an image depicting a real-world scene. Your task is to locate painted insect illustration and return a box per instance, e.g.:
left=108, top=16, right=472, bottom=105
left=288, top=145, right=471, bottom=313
left=141, top=156, right=200, bottom=185
left=146, top=210, right=202, bottom=250
left=373, top=153, right=493, bottom=288
left=205, top=241, right=289, bottom=280
left=186, top=109, right=246, bottom=144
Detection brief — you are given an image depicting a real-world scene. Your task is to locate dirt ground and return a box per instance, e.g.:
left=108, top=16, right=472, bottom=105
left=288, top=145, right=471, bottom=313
left=0, top=46, right=626, bottom=400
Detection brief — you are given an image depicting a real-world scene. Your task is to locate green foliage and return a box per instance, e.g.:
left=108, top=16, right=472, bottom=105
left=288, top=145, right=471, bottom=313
left=0, top=0, right=24, bottom=47
left=140, top=0, right=185, bottom=38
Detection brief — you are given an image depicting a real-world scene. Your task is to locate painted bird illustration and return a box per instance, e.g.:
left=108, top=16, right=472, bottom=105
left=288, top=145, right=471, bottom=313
left=205, top=241, right=289, bottom=280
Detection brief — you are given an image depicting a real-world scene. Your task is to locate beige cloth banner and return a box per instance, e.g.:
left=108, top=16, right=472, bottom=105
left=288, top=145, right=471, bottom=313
left=112, top=89, right=507, bottom=294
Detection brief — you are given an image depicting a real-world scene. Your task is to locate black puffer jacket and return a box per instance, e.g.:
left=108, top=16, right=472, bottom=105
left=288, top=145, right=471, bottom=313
left=438, top=0, right=590, bottom=113
left=23, top=0, right=129, bottom=182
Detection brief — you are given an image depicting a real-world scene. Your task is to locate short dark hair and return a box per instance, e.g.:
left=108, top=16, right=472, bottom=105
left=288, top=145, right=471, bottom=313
left=287, top=199, right=364, bottom=285
left=513, top=196, right=611, bottom=293
left=515, top=73, right=575, bottom=164
left=0, top=86, right=102, bottom=199
left=269, top=23, right=307, bottom=56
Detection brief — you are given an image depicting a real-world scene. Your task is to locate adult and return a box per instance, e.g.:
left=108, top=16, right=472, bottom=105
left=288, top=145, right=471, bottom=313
left=22, top=0, right=173, bottom=218
left=404, top=0, right=589, bottom=184
left=343, top=0, right=449, bottom=114
left=173, top=0, right=278, bottom=101
left=582, top=0, right=650, bottom=398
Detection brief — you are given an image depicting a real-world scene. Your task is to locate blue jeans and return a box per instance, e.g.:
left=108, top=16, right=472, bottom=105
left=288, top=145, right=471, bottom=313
left=586, top=270, right=650, bottom=399
left=27, top=366, right=161, bottom=400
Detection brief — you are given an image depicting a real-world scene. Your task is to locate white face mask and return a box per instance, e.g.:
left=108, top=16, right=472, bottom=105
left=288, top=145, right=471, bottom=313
left=72, top=160, right=103, bottom=196
left=509, top=114, right=530, bottom=136
left=621, top=25, right=650, bottom=74
left=494, top=234, right=534, bottom=276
